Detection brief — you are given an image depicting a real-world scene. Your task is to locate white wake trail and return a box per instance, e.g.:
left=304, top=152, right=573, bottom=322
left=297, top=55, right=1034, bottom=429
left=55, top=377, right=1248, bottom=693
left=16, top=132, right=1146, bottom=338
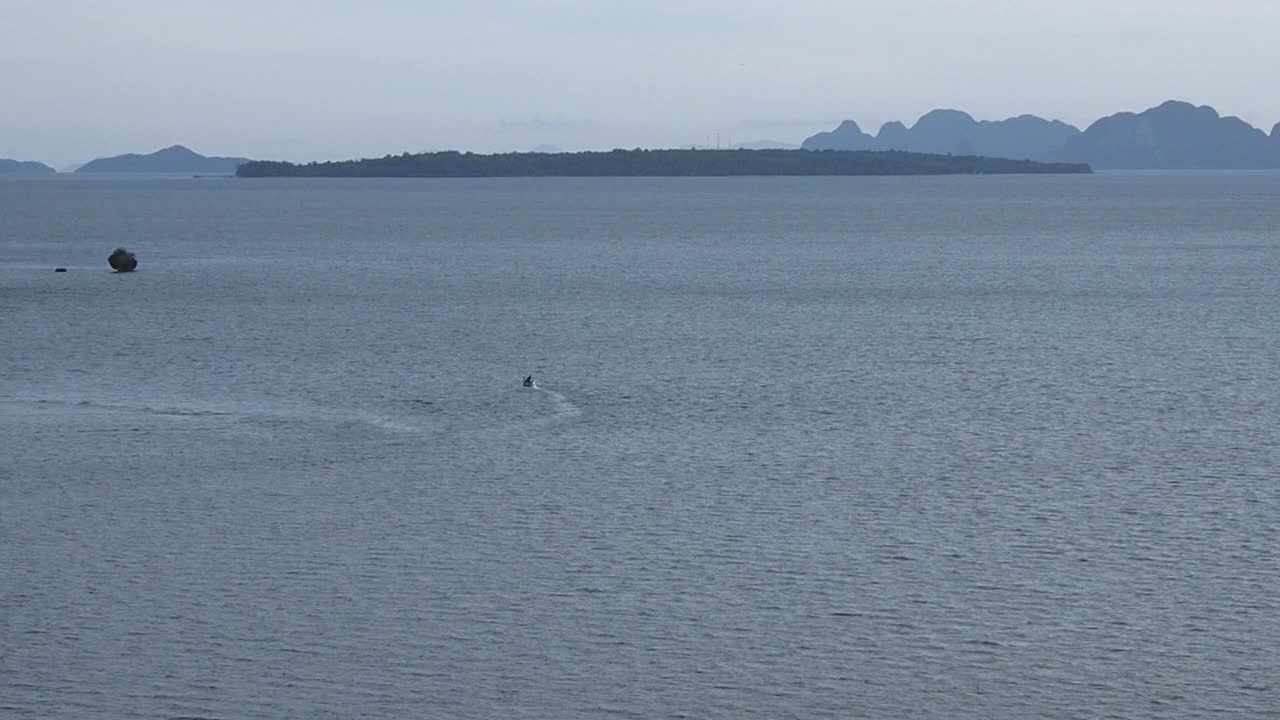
left=535, top=385, right=581, bottom=418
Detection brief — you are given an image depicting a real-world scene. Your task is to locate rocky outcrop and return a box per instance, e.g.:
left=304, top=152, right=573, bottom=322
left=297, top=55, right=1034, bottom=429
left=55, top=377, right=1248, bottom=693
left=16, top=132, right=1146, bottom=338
left=803, top=111, right=1079, bottom=161
left=802, top=120, right=876, bottom=151
left=803, top=100, right=1280, bottom=167
left=1059, top=100, right=1276, bottom=169
left=108, top=248, right=137, bottom=272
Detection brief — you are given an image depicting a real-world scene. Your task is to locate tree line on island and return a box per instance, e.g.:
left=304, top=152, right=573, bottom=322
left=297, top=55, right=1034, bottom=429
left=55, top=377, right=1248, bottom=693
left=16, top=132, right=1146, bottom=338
left=236, top=149, right=1089, bottom=178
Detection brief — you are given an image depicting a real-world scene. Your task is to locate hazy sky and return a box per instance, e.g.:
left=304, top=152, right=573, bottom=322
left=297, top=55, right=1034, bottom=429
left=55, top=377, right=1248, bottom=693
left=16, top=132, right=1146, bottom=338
left=4, top=0, right=1278, bottom=166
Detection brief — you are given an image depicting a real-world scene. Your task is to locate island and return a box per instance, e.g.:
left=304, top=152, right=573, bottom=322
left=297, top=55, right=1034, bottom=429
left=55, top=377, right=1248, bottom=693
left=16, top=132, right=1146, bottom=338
left=237, top=149, right=1090, bottom=178
left=0, top=158, right=57, bottom=174
left=803, top=100, right=1280, bottom=169
left=803, top=112, right=1079, bottom=162
left=1059, top=101, right=1280, bottom=169
left=76, top=145, right=252, bottom=174
left=108, top=247, right=138, bottom=273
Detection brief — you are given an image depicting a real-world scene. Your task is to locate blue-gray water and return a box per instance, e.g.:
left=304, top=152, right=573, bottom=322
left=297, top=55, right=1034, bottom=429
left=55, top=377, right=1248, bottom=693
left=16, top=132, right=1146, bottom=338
left=2, top=174, right=1278, bottom=719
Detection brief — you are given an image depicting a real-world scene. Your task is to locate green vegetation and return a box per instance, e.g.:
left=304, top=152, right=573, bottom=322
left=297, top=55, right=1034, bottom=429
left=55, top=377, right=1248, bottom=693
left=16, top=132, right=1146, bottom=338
left=237, top=149, right=1090, bottom=178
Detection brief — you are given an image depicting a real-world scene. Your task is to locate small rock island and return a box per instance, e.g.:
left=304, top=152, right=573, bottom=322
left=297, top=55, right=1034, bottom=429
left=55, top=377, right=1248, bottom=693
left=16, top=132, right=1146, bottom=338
left=108, top=248, right=138, bottom=272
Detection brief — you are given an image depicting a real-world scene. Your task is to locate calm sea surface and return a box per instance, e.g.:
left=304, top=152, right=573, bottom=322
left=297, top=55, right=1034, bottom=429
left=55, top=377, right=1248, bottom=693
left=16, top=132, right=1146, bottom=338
left=2, top=174, right=1278, bottom=719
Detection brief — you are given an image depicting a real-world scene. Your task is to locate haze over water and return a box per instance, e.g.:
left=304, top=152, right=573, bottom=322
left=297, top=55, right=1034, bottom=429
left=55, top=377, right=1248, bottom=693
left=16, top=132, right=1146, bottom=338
left=2, top=174, right=1278, bottom=719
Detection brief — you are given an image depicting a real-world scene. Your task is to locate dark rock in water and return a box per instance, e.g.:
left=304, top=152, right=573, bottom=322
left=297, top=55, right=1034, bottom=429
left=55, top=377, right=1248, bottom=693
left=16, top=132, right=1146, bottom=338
left=108, top=247, right=138, bottom=272
left=54, top=267, right=67, bottom=272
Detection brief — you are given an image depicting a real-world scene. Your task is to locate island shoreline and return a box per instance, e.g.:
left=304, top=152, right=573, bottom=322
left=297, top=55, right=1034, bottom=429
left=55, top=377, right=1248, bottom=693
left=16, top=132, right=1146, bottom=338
left=237, top=149, right=1091, bottom=178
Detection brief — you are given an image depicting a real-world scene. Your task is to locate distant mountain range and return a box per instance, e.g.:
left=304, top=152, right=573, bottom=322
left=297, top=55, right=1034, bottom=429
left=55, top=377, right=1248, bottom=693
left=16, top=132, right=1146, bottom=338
left=1060, top=101, right=1278, bottom=169
left=7, top=102, right=1280, bottom=173
left=75, top=145, right=252, bottom=174
left=804, top=100, right=1280, bottom=169
left=804, top=112, right=1079, bottom=162
left=0, top=158, right=57, bottom=174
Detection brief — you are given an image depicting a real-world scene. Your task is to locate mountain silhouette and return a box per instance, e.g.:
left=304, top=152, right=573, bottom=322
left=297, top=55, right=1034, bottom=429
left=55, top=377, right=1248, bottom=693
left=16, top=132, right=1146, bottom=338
left=76, top=145, right=252, bottom=174
left=0, top=158, right=57, bottom=174
left=803, top=120, right=876, bottom=150
left=805, top=101, right=1280, bottom=168
left=803, top=111, right=1079, bottom=161
left=1059, top=100, right=1277, bottom=169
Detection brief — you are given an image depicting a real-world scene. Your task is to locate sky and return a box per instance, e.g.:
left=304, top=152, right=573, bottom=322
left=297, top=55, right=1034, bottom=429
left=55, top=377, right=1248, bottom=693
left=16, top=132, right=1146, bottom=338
left=3, top=0, right=1279, bottom=167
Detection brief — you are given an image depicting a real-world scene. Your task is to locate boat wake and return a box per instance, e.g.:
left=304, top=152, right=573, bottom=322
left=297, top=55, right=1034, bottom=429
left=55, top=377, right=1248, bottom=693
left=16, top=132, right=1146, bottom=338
left=2, top=396, right=427, bottom=435
left=5, top=381, right=580, bottom=441
left=535, top=385, right=581, bottom=418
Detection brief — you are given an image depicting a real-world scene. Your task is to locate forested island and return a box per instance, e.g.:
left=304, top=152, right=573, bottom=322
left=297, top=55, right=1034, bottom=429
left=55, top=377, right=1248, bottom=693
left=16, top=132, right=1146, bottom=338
left=236, top=149, right=1090, bottom=178
left=76, top=145, right=252, bottom=174
left=0, top=158, right=57, bottom=174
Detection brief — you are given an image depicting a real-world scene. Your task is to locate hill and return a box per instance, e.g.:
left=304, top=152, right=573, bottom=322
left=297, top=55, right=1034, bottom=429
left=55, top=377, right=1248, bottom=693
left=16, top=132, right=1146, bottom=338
left=76, top=145, right=252, bottom=174
left=1058, top=100, right=1278, bottom=169
left=805, top=101, right=1280, bottom=168
left=802, top=112, right=1080, bottom=161
left=237, top=149, right=1089, bottom=178
left=0, top=158, right=57, bottom=174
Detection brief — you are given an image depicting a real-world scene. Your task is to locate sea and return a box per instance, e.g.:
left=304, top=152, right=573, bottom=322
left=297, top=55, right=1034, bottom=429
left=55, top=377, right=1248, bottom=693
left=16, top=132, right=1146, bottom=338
left=2, top=173, right=1278, bottom=719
